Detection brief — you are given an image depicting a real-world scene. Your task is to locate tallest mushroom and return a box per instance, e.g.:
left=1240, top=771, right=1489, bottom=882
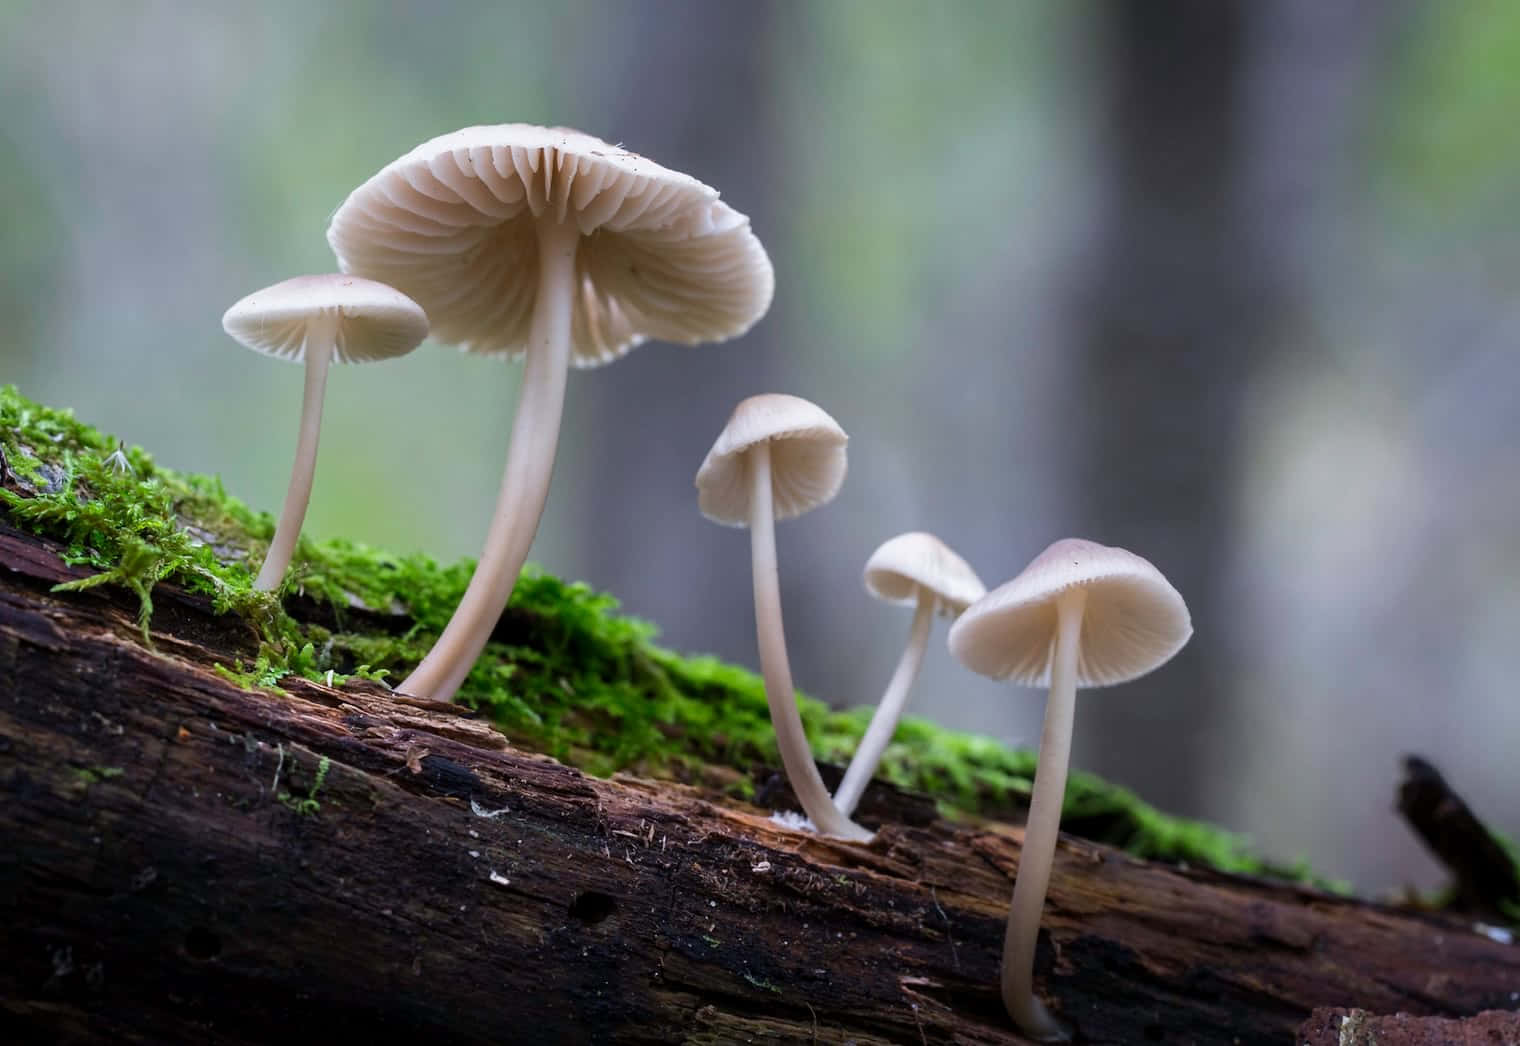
left=329, top=125, right=774, bottom=701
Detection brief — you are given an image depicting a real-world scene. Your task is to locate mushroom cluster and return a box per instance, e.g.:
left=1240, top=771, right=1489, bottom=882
left=213, top=119, right=1195, bottom=1039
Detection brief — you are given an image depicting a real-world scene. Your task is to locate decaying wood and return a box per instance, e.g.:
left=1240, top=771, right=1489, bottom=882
left=2, top=523, right=1519, bottom=1045
left=1300, top=1008, right=1520, bottom=1045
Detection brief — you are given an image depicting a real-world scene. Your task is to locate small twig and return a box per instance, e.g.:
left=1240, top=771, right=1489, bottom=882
left=805, top=1001, right=818, bottom=1045
left=270, top=743, right=286, bottom=795
left=930, top=887, right=960, bottom=972
left=1398, top=754, right=1520, bottom=919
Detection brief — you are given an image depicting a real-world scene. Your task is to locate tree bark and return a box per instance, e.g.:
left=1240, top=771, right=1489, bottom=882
left=2, top=523, right=1517, bottom=1045
left=1072, top=0, right=1392, bottom=818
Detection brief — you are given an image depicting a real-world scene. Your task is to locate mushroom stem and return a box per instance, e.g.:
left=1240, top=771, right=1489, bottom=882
left=400, top=218, right=580, bottom=700
left=254, top=318, right=336, bottom=592
left=833, top=593, right=933, bottom=816
left=748, top=442, right=872, bottom=842
left=1001, top=585, right=1084, bottom=1041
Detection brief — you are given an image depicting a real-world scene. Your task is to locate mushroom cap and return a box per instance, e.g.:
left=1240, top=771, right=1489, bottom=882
left=221, top=274, right=429, bottom=364
left=864, top=531, right=986, bottom=617
left=947, top=538, right=1192, bottom=688
left=326, top=123, right=774, bottom=368
left=695, top=394, right=847, bottom=527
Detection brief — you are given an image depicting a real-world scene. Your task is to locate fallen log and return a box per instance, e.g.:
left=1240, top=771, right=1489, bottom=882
left=2, top=522, right=1519, bottom=1045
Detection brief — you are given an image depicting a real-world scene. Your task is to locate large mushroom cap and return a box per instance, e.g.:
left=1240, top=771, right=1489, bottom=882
left=221, top=274, right=429, bottom=363
left=948, top=538, right=1192, bottom=688
left=326, top=123, right=774, bottom=368
left=695, top=393, right=847, bottom=526
left=864, top=532, right=986, bottom=617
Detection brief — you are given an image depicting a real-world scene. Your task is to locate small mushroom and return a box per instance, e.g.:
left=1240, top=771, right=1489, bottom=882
left=328, top=124, right=773, bottom=702
left=947, top=538, right=1191, bottom=1040
left=221, top=274, right=428, bottom=591
left=695, top=394, right=870, bottom=842
left=832, top=531, right=985, bottom=817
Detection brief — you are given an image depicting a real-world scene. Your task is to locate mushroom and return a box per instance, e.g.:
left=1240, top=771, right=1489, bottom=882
left=947, top=538, right=1191, bottom=1040
left=831, top=531, right=985, bottom=817
left=221, top=274, right=428, bottom=591
left=695, top=394, right=870, bottom=842
left=327, top=124, right=773, bottom=702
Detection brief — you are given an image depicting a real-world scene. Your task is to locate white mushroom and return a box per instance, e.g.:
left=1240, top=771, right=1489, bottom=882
left=832, top=531, right=985, bottom=816
left=948, top=538, right=1191, bottom=1041
left=695, top=394, right=869, bottom=842
left=221, top=274, right=428, bottom=591
left=328, top=124, right=774, bottom=702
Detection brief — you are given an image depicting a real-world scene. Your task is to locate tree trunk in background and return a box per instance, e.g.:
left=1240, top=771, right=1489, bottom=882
left=1074, top=0, right=1387, bottom=815
left=567, top=0, right=785, bottom=667
left=1072, top=0, right=1279, bottom=813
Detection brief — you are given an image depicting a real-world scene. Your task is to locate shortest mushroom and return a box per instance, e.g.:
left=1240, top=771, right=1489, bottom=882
left=947, top=538, right=1191, bottom=1041
left=832, top=531, right=985, bottom=816
left=222, top=275, right=428, bottom=590
left=695, top=393, right=871, bottom=842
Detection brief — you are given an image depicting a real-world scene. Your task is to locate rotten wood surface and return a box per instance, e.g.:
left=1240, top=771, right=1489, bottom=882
left=2, top=523, right=1519, bottom=1045
left=1300, top=1008, right=1520, bottom=1046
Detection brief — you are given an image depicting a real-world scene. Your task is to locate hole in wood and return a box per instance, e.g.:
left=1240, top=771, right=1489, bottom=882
left=184, top=926, right=221, bottom=960
left=568, top=891, right=616, bottom=926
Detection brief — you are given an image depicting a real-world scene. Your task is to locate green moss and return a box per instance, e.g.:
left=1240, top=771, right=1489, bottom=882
left=1, top=384, right=1343, bottom=884
left=279, top=753, right=331, bottom=816
left=740, top=972, right=782, bottom=994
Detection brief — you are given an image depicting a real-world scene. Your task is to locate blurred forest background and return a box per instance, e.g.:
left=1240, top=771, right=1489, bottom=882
left=3, top=0, right=1518, bottom=893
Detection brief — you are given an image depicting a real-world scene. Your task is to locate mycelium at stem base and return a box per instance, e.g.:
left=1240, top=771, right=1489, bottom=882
left=399, top=217, right=579, bottom=701
left=1001, top=586, right=1083, bottom=1043
left=748, top=442, right=872, bottom=842
left=255, top=323, right=335, bottom=592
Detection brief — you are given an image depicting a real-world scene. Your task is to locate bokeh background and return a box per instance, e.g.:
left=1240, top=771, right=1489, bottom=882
left=4, top=0, right=1518, bottom=893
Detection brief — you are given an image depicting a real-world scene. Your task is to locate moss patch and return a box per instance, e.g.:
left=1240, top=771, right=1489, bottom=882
left=1, top=384, right=1337, bottom=885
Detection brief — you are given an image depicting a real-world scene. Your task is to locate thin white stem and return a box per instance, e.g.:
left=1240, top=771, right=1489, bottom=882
left=1001, top=586, right=1084, bottom=1042
left=833, top=593, right=933, bottom=816
left=749, top=442, right=872, bottom=842
left=255, top=318, right=336, bottom=592
left=400, top=218, right=580, bottom=700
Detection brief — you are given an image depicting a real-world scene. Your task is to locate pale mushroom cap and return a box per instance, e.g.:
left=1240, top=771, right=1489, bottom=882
left=326, top=123, right=774, bottom=368
left=864, top=531, right=986, bottom=617
left=947, top=538, right=1192, bottom=688
left=695, top=394, right=848, bottom=526
left=221, top=274, right=429, bottom=364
